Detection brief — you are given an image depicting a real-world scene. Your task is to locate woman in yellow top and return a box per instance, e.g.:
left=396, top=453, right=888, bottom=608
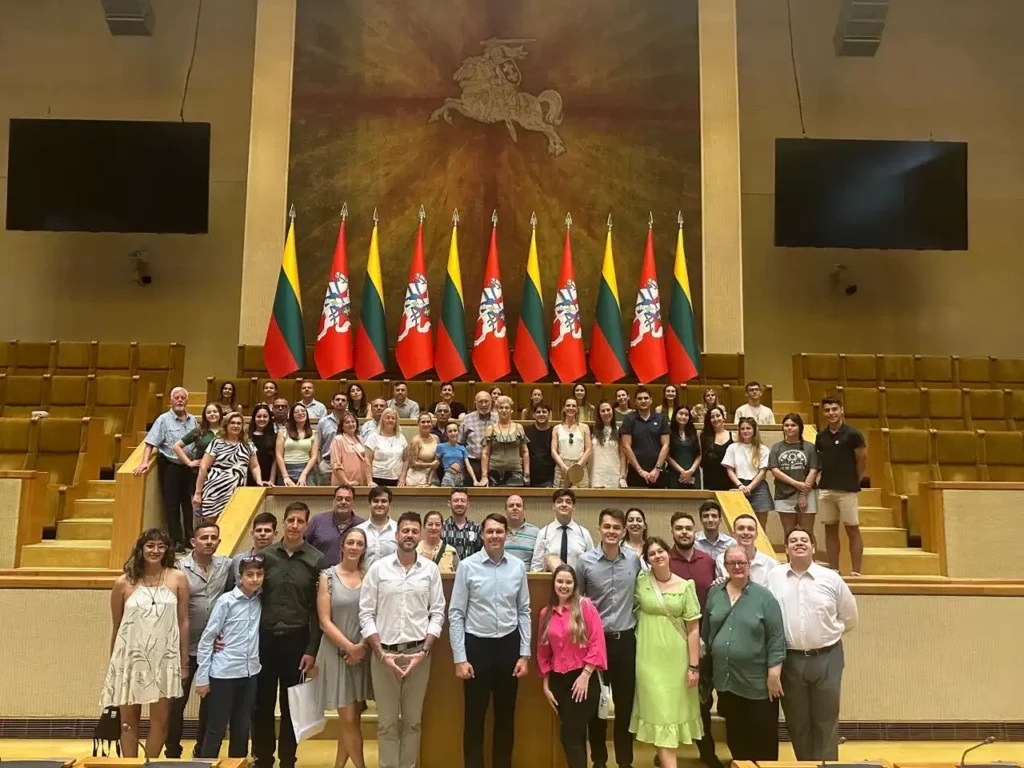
left=417, top=510, right=460, bottom=573
left=275, top=402, right=319, bottom=486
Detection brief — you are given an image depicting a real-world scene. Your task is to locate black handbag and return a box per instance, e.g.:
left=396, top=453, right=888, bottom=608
left=92, top=706, right=122, bottom=757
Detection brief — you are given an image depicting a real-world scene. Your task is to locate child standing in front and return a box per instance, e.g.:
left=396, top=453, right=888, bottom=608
left=435, top=421, right=478, bottom=487
left=195, top=555, right=264, bottom=758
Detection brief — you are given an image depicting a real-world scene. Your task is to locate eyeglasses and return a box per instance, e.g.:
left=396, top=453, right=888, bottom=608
left=240, top=554, right=265, bottom=564
left=725, top=561, right=749, bottom=568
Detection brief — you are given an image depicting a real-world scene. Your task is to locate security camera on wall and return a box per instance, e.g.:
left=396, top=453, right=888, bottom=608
left=131, top=250, right=152, bottom=287
left=830, top=264, right=858, bottom=296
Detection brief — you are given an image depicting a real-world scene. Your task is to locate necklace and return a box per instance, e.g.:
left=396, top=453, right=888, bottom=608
left=653, top=570, right=673, bottom=584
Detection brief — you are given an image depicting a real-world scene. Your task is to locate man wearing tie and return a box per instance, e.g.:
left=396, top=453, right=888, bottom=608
left=449, top=513, right=532, bottom=768
left=766, top=527, right=858, bottom=761
left=530, top=488, right=595, bottom=572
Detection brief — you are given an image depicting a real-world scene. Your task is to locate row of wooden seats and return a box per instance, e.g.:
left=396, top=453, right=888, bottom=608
left=0, top=375, right=152, bottom=466
left=0, top=340, right=185, bottom=404
left=869, top=427, right=1024, bottom=536
left=235, top=344, right=749, bottom=388
left=793, top=353, right=1024, bottom=403
left=0, top=416, right=106, bottom=528
left=817, top=386, right=1024, bottom=433
left=206, top=377, right=774, bottom=416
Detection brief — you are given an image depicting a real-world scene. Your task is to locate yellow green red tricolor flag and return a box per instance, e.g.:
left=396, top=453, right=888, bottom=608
left=589, top=217, right=628, bottom=383
left=263, top=207, right=306, bottom=379
left=513, top=214, right=548, bottom=382
left=435, top=209, right=470, bottom=381
left=354, top=210, right=388, bottom=379
left=666, top=213, right=700, bottom=383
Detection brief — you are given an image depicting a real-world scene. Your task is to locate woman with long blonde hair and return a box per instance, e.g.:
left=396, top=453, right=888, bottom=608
left=723, top=417, right=773, bottom=528
left=403, top=413, right=440, bottom=487
left=537, top=564, right=608, bottom=768
left=364, top=407, right=408, bottom=486
left=552, top=398, right=592, bottom=488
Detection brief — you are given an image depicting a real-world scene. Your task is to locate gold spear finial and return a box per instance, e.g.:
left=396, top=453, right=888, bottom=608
left=677, top=210, right=684, bottom=228
left=530, top=212, right=537, bottom=229
left=492, top=209, right=498, bottom=227
left=372, top=207, right=378, bottom=224
left=648, top=211, right=654, bottom=230
left=419, top=205, right=426, bottom=223
left=288, top=204, right=296, bottom=221
left=452, top=208, right=460, bottom=226
left=565, top=212, right=572, bottom=230
left=607, top=213, right=613, bottom=231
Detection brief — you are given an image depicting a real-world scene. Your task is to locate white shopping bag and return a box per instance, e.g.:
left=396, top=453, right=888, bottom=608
left=597, top=672, right=612, bottom=720
left=287, top=674, right=326, bottom=743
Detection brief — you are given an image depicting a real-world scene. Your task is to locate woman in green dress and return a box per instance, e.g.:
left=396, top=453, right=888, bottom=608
left=630, top=536, right=703, bottom=768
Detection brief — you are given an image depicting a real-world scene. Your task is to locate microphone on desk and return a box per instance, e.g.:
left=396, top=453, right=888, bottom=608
left=819, top=736, right=848, bottom=768
left=960, top=736, right=997, bottom=767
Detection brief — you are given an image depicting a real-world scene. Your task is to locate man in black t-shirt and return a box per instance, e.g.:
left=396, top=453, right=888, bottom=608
left=525, top=402, right=556, bottom=487
left=813, top=396, right=867, bottom=575
left=619, top=386, right=670, bottom=488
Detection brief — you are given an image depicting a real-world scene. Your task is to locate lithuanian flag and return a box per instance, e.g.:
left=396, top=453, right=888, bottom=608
left=666, top=214, right=701, bottom=383
left=354, top=213, right=388, bottom=379
left=263, top=209, right=306, bottom=379
left=435, top=210, right=470, bottom=381
left=589, top=221, right=628, bottom=383
left=513, top=217, right=548, bottom=382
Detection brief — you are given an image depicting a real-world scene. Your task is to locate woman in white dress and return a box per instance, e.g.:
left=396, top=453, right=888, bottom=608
left=552, top=397, right=592, bottom=488
left=101, top=528, right=190, bottom=758
left=365, top=407, right=408, bottom=487
left=590, top=400, right=625, bottom=488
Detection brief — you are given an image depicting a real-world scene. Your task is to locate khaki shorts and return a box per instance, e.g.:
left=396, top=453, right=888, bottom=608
left=776, top=491, right=817, bottom=514
left=818, top=489, right=859, bottom=525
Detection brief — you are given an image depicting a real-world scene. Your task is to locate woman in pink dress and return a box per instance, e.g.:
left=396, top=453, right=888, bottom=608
left=329, top=412, right=372, bottom=486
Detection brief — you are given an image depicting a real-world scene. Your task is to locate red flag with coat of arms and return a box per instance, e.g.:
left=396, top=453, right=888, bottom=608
left=628, top=223, right=669, bottom=383
left=471, top=213, right=511, bottom=381
left=314, top=205, right=354, bottom=378
left=549, top=215, right=587, bottom=382
left=395, top=210, right=434, bottom=379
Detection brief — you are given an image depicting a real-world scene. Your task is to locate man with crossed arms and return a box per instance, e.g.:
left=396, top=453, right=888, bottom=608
left=449, top=513, right=531, bottom=768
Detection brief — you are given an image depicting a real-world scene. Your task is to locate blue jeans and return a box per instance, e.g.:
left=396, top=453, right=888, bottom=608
left=199, top=676, right=258, bottom=758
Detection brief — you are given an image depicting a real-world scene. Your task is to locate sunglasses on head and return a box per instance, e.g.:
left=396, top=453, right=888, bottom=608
left=241, top=554, right=265, bottom=564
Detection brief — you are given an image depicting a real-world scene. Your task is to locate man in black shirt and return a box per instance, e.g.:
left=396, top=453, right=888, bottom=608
left=813, top=397, right=867, bottom=575
left=525, top=402, right=555, bottom=487
left=252, top=501, right=324, bottom=768
left=619, top=386, right=670, bottom=488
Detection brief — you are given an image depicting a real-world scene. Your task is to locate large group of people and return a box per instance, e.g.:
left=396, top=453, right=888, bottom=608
left=102, top=484, right=859, bottom=768
left=138, top=380, right=868, bottom=574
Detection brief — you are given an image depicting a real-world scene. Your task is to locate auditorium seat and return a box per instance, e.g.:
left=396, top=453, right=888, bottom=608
left=135, top=342, right=186, bottom=403
left=46, top=375, right=90, bottom=417
left=878, top=428, right=934, bottom=535
left=685, top=384, right=725, bottom=412
left=237, top=343, right=317, bottom=378
left=982, top=431, right=1024, bottom=481
left=92, top=376, right=143, bottom=467
left=0, top=417, right=35, bottom=470
left=0, top=341, right=10, bottom=373
left=205, top=377, right=259, bottom=413
left=792, top=353, right=841, bottom=404
left=965, top=388, right=1011, bottom=431
left=0, top=375, right=48, bottom=417
left=880, top=354, right=917, bottom=388
left=1010, top=390, right=1024, bottom=430
left=699, top=353, right=744, bottom=386
left=35, top=417, right=89, bottom=488
left=53, top=341, right=96, bottom=375
left=822, top=386, right=883, bottom=429
left=842, top=354, right=881, bottom=388
left=932, top=429, right=982, bottom=482
left=294, top=378, right=346, bottom=405
left=516, top=382, right=557, bottom=413
left=883, top=387, right=924, bottom=429
left=94, top=342, right=135, bottom=377
left=923, top=388, right=968, bottom=430
left=401, top=380, right=434, bottom=412
left=993, top=358, right=1024, bottom=389
left=955, top=356, right=993, bottom=388
left=8, top=341, right=54, bottom=375
left=915, top=355, right=955, bottom=389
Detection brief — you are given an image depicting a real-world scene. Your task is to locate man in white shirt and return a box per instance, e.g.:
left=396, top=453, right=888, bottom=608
left=387, top=380, right=421, bottom=419
left=530, top=488, right=594, bottom=572
left=715, top=513, right=777, bottom=585
left=694, top=500, right=737, bottom=561
left=359, top=511, right=446, bottom=768
left=356, top=486, right=397, bottom=568
left=298, top=380, right=328, bottom=421
left=767, top=527, right=858, bottom=762
left=359, top=397, right=387, bottom=440
left=733, top=381, right=775, bottom=425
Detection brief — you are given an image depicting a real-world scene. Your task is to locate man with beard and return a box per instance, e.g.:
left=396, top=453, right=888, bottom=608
left=360, top=512, right=446, bottom=768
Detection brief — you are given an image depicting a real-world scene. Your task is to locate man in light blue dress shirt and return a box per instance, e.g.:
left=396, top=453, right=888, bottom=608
left=694, top=500, right=737, bottom=561
left=449, top=513, right=531, bottom=768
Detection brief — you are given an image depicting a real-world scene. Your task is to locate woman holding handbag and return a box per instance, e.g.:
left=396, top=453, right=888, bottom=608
left=416, top=510, right=460, bottom=573
left=630, top=537, right=703, bottom=768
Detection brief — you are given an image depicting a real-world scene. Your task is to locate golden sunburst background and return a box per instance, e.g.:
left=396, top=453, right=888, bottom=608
left=288, top=0, right=702, bottom=359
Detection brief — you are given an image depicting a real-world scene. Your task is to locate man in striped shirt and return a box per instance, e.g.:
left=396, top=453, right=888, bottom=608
left=503, top=494, right=539, bottom=567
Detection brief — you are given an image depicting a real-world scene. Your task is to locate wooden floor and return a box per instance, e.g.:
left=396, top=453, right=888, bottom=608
left=3, top=739, right=1023, bottom=766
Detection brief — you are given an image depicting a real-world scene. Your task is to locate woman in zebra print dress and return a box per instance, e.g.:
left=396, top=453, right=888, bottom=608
left=193, top=412, right=269, bottom=522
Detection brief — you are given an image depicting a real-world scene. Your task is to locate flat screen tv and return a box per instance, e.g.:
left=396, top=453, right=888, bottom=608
left=6, top=118, right=210, bottom=234
left=774, top=138, right=967, bottom=250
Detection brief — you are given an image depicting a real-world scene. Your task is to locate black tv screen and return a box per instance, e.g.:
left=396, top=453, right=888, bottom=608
left=774, top=138, right=968, bottom=250
left=6, top=118, right=210, bottom=234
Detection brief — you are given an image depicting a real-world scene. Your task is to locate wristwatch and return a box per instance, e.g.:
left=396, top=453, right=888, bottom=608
left=688, top=664, right=700, bottom=671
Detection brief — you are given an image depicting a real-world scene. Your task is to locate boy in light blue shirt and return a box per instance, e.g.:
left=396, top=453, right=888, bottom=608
left=436, top=422, right=478, bottom=486
left=195, top=555, right=264, bottom=758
